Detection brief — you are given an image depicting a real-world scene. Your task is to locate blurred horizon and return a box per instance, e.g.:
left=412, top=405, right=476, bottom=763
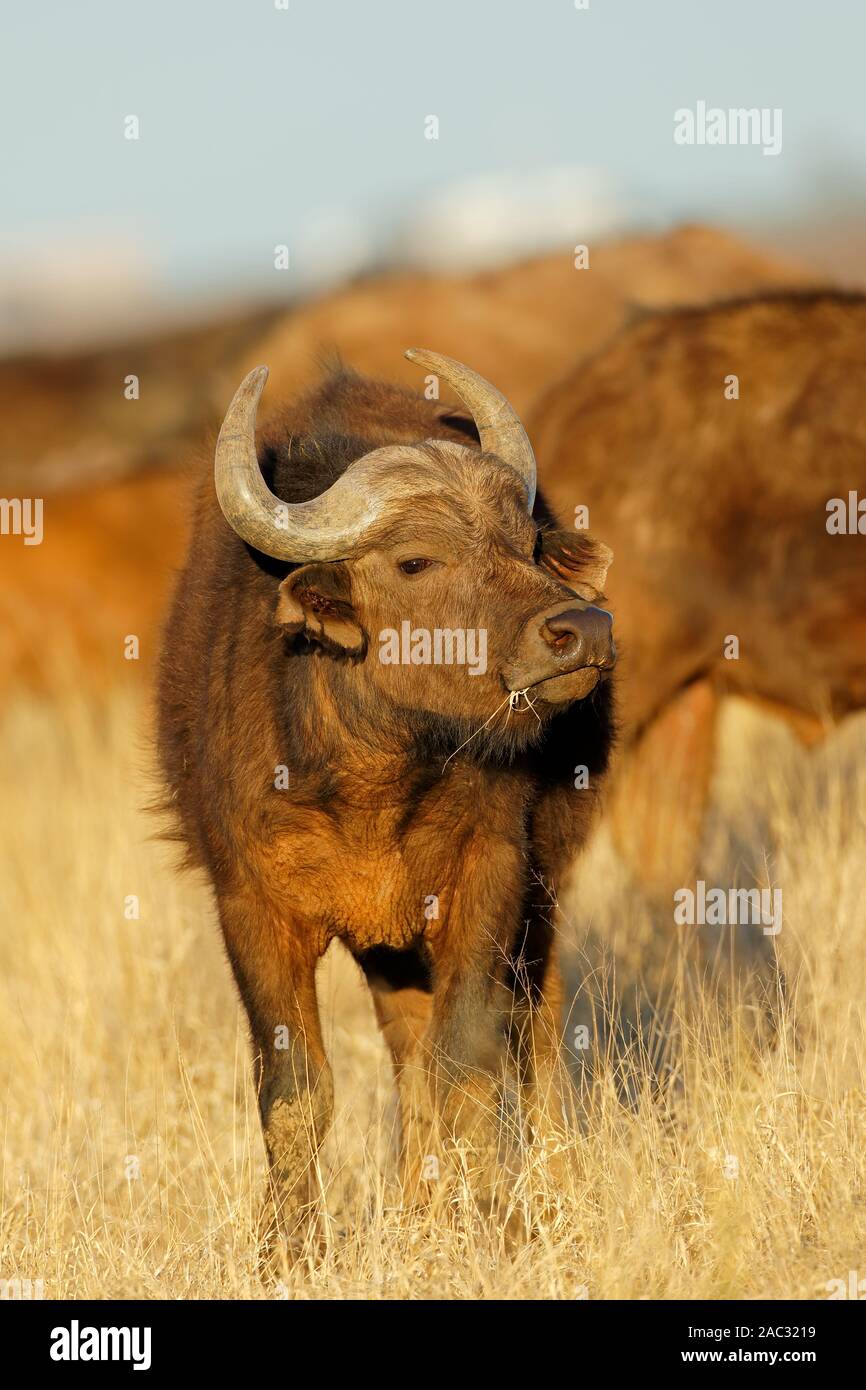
left=4, top=0, right=866, bottom=352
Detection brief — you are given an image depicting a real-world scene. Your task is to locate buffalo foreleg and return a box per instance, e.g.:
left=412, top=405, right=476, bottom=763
left=425, top=935, right=511, bottom=1213
left=505, top=910, right=575, bottom=1172
left=519, top=772, right=599, bottom=1178
left=219, top=896, right=332, bottom=1268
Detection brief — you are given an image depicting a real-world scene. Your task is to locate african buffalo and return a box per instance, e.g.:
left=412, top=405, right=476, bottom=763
left=157, top=352, right=616, bottom=1258
left=532, top=288, right=866, bottom=891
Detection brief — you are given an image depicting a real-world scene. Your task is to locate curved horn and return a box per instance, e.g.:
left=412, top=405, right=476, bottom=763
left=214, top=366, right=396, bottom=562
left=405, top=348, right=537, bottom=510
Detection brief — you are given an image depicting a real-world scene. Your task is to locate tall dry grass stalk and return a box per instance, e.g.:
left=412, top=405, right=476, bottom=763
left=1, top=689, right=864, bottom=1298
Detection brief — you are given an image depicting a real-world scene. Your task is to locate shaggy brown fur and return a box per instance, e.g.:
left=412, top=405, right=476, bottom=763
left=158, top=368, right=615, bottom=1257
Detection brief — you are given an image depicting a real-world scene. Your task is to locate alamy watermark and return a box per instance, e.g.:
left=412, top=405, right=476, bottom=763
left=674, top=880, right=782, bottom=936
left=379, top=622, right=487, bottom=676
left=826, top=1270, right=866, bottom=1299
left=674, top=102, right=782, bottom=157
left=0, top=1276, right=44, bottom=1299
left=826, top=491, right=865, bottom=534
left=0, top=497, right=43, bottom=545
left=50, top=1320, right=151, bottom=1370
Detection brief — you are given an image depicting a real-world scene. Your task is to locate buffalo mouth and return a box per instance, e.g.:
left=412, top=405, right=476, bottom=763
left=506, top=666, right=605, bottom=708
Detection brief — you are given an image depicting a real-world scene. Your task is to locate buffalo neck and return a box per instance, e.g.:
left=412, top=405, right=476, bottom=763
left=277, top=641, right=533, bottom=817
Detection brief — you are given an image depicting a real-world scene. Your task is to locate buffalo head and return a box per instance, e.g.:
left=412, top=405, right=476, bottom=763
left=214, top=351, right=615, bottom=753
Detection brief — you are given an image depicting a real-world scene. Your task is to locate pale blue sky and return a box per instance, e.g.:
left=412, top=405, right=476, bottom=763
left=2, top=0, right=865, bottom=302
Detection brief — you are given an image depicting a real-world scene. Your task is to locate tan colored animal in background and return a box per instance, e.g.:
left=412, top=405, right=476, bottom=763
left=532, top=289, right=866, bottom=891
left=245, top=225, right=810, bottom=417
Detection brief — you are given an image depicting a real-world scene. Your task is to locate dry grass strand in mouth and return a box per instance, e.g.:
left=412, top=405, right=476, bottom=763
left=0, top=688, right=865, bottom=1298
left=440, top=687, right=541, bottom=771
left=508, top=687, right=541, bottom=720
left=439, top=683, right=542, bottom=772
left=439, top=690, right=514, bottom=771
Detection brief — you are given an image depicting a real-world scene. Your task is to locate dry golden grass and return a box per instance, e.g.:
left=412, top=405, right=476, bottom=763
left=1, top=686, right=865, bottom=1300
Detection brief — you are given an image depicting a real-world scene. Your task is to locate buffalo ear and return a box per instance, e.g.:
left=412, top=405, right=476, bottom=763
left=275, top=563, right=366, bottom=657
left=538, top=530, right=613, bottom=600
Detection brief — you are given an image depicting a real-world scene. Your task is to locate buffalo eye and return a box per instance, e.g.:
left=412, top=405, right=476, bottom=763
left=397, top=558, right=433, bottom=576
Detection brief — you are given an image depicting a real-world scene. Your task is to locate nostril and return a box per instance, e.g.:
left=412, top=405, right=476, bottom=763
left=542, top=621, right=586, bottom=656
left=539, top=605, right=614, bottom=664
left=543, top=612, right=585, bottom=644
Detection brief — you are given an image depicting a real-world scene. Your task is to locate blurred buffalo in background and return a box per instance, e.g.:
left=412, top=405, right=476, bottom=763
left=532, top=289, right=866, bottom=894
